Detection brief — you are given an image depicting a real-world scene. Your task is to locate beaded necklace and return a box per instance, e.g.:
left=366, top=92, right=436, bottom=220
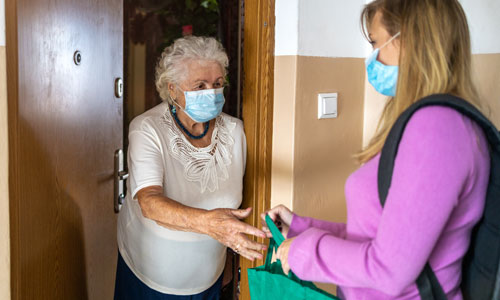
left=170, top=105, right=210, bottom=140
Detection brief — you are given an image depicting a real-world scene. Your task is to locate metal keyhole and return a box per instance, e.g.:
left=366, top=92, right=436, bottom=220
left=73, top=51, right=82, bottom=65
left=115, top=78, right=124, bottom=98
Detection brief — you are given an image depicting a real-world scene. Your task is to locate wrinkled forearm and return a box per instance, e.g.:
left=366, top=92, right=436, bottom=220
left=136, top=186, right=209, bottom=234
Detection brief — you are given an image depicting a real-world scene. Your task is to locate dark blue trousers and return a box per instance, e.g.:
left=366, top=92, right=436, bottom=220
left=114, top=252, right=222, bottom=300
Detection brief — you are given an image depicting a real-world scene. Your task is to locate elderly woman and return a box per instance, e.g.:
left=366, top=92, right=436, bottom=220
left=114, top=36, right=266, bottom=300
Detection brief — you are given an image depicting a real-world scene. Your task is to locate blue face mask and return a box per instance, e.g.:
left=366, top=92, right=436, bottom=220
left=173, top=87, right=225, bottom=123
left=365, top=32, right=400, bottom=97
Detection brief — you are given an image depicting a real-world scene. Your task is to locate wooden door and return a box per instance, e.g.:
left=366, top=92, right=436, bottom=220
left=7, top=0, right=123, bottom=299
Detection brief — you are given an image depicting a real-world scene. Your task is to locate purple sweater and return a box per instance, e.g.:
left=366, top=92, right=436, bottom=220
left=287, top=107, right=490, bottom=299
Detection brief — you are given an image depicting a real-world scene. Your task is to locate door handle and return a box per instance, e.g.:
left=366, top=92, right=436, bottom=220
left=114, top=149, right=128, bottom=213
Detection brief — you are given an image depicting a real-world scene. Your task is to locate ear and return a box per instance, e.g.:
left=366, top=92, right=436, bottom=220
left=168, top=83, right=176, bottom=100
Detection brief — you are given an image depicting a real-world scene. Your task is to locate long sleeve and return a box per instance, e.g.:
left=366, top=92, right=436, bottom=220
left=287, top=107, right=489, bottom=296
left=288, top=215, right=346, bottom=239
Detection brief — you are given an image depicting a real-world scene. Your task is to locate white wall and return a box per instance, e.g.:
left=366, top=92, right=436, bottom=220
left=275, top=0, right=298, bottom=56
left=275, top=0, right=500, bottom=57
left=460, top=0, right=500, bottom=54
left=297, top=0, right=368, bottom=58
left=275, top=0, right=369, bottom=57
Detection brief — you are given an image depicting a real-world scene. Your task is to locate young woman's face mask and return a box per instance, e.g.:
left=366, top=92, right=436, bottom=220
left=365, top=32, right=400, bottom=97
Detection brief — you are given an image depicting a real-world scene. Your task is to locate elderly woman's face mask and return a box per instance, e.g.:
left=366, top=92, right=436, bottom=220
left=172, top=87, right=225, bottom=123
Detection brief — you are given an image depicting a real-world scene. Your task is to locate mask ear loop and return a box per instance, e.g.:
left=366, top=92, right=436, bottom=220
left=170, top=97, right=182, bottom=114
left=379, top=31, right=401, bottom=50
left=169, top=85, right=185, bottom=114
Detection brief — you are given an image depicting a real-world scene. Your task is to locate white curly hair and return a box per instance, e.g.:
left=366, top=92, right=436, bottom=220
left=155, top=36, right=229, bottom=104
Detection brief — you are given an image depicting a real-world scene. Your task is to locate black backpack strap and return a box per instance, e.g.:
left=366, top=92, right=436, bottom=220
left=379, top=93, right=500, bottom=205
left=377, top=93, right=500, bottom=300
left=415, top=264, right=447, bottom=300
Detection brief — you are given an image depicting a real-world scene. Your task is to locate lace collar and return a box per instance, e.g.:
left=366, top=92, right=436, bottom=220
left=160, top=107, right=236, bottom=193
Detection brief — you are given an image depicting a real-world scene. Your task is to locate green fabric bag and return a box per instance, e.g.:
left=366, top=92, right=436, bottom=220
left=247, top=215, right=340, bottom=300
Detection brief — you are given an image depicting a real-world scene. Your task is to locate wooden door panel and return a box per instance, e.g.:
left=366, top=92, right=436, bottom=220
left=11, top=0, right=123, bottom=299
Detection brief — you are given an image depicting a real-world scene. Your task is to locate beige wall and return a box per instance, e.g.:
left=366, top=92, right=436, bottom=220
left=272, top=56, right=364, bottom=221
left=0, top=46, right=11, bottom=300
left=271, top=56, right=297, bottom=209
left=473, top=53, right=500, bottom=126
left=272, top=56, right=365, bottom=294
left=292, top=57, right=364, bottom=222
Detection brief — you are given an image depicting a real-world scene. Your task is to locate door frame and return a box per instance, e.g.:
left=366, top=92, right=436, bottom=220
left=6, top=0, right=20, bottom=296
left=6, top=0, right=275, bottom=298
left=240, top=0, right=275, bottom=299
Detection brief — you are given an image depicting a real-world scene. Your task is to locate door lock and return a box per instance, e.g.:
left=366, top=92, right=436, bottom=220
left=73, top=50, right=82, bottom=65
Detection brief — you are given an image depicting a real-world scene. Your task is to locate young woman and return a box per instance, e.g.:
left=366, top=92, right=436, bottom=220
left=263, top=0, right=490, bottom=299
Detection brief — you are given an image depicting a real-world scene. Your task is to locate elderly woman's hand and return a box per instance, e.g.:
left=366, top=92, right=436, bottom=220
left=203, top=207, right=267, bottom=261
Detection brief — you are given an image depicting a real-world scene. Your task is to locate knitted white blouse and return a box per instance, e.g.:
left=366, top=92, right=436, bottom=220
left=117, top=102, right=246, bottom=295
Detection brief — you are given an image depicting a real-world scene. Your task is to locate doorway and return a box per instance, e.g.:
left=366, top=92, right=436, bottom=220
left=7, top=0, right=274, bottom=298
left=124, top=0, right=243, bottom=122
left=124, top=1, right=244, bottom=298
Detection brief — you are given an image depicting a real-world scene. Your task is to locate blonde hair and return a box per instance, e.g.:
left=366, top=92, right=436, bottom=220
left=357, top=0, right=481, bottom=163
left=155, top=36, right=229, bottom=104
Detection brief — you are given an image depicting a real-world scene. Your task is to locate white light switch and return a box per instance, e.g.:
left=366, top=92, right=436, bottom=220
left=318, top=93, right=338, bottom=119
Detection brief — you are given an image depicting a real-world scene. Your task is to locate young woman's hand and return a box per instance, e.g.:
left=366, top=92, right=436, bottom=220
left=276, top=237, right=296, bottom=275
left=260, top=205, right=294, bottom=239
